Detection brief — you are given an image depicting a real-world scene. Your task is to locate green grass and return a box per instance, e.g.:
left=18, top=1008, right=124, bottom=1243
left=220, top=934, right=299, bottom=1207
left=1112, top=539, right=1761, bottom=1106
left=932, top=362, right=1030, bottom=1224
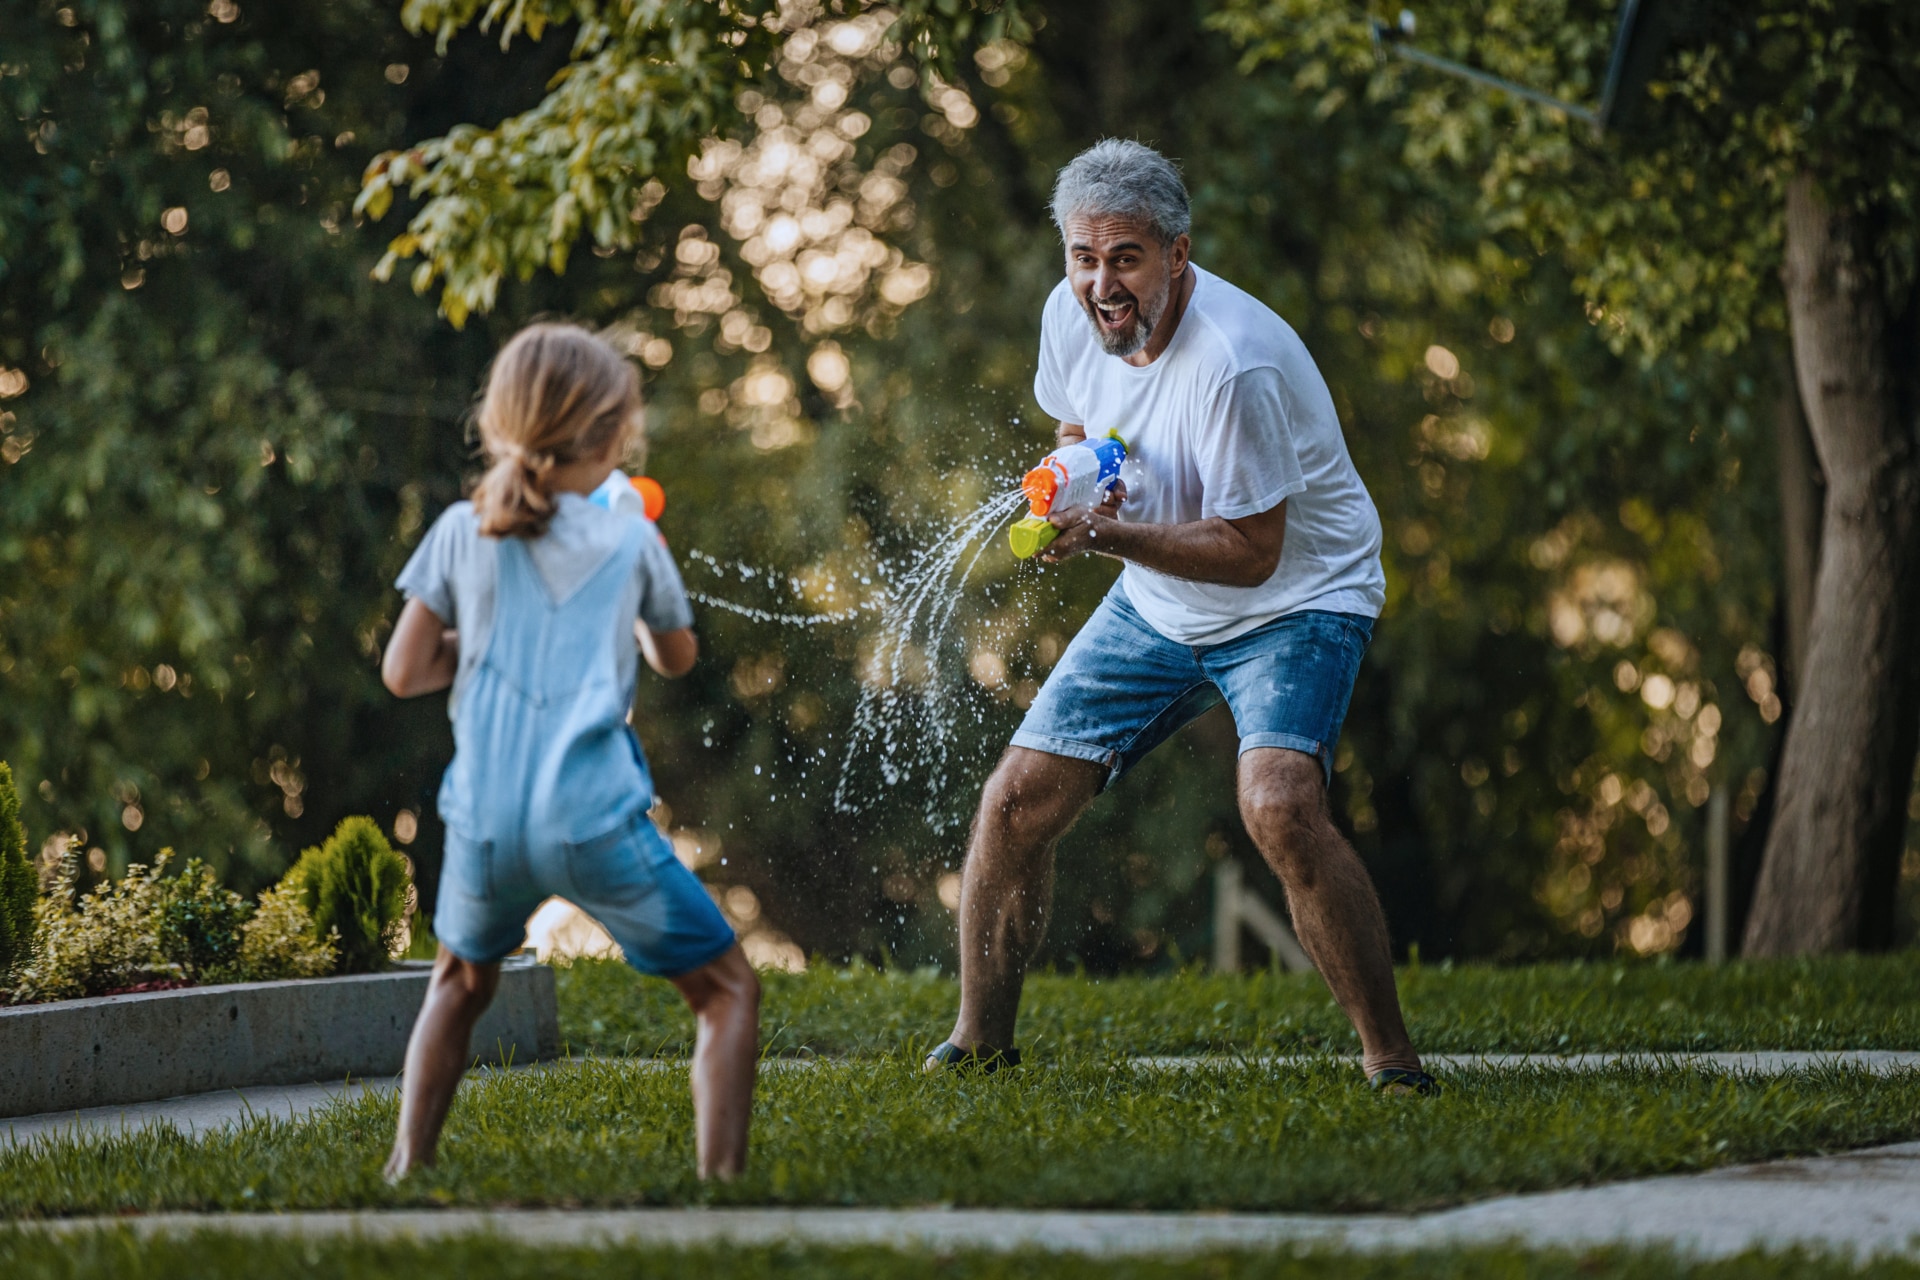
left=557, top=952, right=1920, bottom=1058
left=3, top=1058, right=1915, bottom=1216
left=0, top=1232, right=1914, bottom=1280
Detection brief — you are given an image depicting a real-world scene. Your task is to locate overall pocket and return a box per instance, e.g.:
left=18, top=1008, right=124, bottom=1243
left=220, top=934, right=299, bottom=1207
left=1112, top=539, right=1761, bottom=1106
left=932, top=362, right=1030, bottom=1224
left=440, top=826, right=499, bottom=902
left=562, top=811, right=660, bottom=909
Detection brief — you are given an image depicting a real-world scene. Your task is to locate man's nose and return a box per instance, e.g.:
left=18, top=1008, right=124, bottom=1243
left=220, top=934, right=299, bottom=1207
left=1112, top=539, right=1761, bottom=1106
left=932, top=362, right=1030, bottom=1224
left=1093, top=263, right=1119, bottom=298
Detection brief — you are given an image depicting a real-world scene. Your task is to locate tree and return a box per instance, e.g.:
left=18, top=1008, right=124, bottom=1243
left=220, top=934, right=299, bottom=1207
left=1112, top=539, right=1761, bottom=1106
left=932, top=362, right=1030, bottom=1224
left=0, top=762, right=34, bottom=974
left=1212, top=0, right=1920, bottom=954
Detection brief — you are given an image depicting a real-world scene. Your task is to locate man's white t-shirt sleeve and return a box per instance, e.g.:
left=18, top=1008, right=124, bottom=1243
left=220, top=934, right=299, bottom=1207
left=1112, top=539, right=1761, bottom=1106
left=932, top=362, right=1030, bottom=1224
left=1198, top=365, right=1305, bottom=521
left=1032, top=286, right=1079, bottom=424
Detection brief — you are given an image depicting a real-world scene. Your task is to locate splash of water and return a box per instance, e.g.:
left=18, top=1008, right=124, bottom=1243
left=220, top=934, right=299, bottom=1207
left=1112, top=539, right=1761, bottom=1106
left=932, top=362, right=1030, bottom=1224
left=831, top=487, right=1028, bottom=828
left=683, top=486, right=1029, bottom=830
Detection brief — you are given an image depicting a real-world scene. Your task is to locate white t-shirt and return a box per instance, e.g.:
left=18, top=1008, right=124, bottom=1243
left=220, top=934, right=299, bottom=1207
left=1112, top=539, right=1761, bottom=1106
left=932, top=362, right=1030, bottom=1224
left=1033, top=264, right=1384, bottom=645
left=395, top=492, right=694, bottom=717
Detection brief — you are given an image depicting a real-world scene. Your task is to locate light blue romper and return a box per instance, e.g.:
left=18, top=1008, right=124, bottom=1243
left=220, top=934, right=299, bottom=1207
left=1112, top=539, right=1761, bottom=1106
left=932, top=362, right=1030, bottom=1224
left=428, top=516, right=734, bottom=975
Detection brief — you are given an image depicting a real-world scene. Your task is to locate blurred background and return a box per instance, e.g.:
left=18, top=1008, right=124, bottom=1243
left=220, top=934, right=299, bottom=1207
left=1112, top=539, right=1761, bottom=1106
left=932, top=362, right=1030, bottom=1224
left=3, top=0, right=1914, bottom=971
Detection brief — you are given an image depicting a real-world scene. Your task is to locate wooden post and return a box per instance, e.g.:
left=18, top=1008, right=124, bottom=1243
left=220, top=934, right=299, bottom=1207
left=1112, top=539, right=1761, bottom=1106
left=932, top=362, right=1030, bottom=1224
left=1213, top=860, right=1243, bottom=975
left=1213, top=860, right=1314, bottom=974
left=1706, top=786, right=1730, bottom=964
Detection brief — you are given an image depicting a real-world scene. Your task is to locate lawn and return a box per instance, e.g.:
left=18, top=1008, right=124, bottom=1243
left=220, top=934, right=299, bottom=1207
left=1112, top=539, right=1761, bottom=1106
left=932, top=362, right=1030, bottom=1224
left=2, top=1057, right=1914, bottom=1216
left=556, top=952, right=1920, bottom=1058
left=0, top=1231, right=1913, bottom=1280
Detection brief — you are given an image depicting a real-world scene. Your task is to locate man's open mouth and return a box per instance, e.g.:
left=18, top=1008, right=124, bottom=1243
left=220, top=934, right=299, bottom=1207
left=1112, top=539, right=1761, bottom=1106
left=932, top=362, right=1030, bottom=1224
left=1092, top=297, right=1136, bottom=330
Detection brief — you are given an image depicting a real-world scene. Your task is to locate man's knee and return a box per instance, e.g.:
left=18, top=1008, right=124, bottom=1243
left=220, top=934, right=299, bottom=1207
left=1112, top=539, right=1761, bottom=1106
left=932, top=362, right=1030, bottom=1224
left=1240, top=753, right=1332, bottom=868
left=975, top=751, right=1096, bottom=850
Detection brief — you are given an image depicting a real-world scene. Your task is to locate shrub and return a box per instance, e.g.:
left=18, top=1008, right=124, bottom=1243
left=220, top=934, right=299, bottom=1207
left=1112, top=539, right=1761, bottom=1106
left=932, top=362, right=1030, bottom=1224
left=0, top=762, right=34, bottom=977
left=153, top=856, right=254, bottom=982
left=287, top=817, right=411, bottom=974
left=10, top=852, right=177, bottom=1002
left=237, top=881, right=337, bottom=980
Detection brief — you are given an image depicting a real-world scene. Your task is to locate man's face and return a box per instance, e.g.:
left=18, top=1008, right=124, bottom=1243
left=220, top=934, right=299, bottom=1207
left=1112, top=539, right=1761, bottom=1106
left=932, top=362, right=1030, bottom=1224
left=1064, top=214, right=1190, bottom=358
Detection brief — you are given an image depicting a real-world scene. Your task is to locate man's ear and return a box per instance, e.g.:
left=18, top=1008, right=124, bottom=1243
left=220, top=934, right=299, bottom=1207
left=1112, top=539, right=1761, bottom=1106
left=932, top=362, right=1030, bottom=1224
left=1168, top=233, right=1192, bottom=276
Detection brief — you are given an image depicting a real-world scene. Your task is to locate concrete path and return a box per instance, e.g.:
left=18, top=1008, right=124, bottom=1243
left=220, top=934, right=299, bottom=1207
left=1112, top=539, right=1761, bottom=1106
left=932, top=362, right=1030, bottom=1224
left=7, top=1050, right=1915, bottom=1149
left=2, top=1076, right=399, bottom=1148
left=19, top=1139, right=1920, bottom=1260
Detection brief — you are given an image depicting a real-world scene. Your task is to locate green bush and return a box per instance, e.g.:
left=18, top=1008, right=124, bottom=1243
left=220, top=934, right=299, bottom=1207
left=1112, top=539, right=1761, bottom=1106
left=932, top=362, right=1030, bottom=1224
left=0, top=762, right=34, bottom=978
left=153, top=857, right=254, bottom=982
left=10, top=851, right=177, bottom=1002
left=287, top=817, right=411, bottom=974
left=8, top=849, right=347, bottom=1003
left=237, top=881, right=338, bottom=980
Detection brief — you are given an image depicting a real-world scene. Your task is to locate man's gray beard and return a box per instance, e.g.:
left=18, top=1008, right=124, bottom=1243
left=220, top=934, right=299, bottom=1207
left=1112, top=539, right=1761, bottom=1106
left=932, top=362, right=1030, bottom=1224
left=1084, top=290, right=1162, bottom=358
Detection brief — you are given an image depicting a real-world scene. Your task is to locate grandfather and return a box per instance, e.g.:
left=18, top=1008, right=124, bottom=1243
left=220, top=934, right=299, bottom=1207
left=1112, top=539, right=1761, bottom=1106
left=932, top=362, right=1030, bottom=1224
left=925, top=140, right=1430, bottom=1094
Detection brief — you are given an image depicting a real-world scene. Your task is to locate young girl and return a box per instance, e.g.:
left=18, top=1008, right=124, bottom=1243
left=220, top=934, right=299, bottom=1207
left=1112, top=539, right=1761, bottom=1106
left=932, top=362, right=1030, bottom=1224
left=381, top=323, right=759, bottom=1181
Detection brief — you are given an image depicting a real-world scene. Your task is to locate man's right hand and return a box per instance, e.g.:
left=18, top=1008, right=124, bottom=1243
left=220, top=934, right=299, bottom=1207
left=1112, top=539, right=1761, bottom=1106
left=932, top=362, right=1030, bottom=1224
left=1038, top=480, right=1127, bottom=564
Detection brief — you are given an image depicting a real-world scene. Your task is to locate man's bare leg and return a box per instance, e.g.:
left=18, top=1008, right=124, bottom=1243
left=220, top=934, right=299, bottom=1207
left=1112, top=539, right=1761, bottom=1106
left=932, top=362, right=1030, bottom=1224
left=385, top=948, right=501, bottom=1180
left=940, top=747, right=1105, bottom=1057
left=669, top=943, right=761, bottom=1179
left=1237, top=747, right=1421, bottom=1077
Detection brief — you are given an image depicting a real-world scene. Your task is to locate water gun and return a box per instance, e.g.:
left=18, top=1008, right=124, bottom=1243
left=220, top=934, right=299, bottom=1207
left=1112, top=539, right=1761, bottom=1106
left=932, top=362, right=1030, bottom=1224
left=590, top=471, right=667, bottom=523
left=1008, top=431, right=1127, bottom=559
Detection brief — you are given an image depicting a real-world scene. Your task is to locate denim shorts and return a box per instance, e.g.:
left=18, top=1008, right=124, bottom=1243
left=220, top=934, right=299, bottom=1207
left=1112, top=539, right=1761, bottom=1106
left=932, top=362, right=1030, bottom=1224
left=1010, top=581, right=1373, bottom=787
left=434, top=808, right=735, bottom=977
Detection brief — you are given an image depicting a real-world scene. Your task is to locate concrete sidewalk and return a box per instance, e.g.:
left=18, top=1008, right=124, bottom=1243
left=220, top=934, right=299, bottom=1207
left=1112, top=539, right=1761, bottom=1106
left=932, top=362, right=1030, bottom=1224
left=7, top=1050, right=1915, bottom=1149
left=19, top=1139, right=1920, bottom=1260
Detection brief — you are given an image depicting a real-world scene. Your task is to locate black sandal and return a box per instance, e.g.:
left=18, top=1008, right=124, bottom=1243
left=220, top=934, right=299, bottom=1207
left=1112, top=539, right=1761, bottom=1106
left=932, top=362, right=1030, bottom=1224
left=925, top=1041, right=1023, bottom=1073
left=1369, top=1067, right=1439, bottom=1096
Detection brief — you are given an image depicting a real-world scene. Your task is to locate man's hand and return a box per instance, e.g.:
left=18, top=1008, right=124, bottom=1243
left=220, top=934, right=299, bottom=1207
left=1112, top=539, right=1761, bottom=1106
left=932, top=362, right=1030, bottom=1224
left=1037, top=481, right=1128, bottom=564
left=1040, top=494, right=1288, bottom=588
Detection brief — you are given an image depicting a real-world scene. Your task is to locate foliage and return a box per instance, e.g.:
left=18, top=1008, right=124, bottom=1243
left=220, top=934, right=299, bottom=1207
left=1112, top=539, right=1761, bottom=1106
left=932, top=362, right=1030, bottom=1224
left=556, top=953, right=1920, bottom=1058
left=286, top=817, right=412, bottom=974
left=1207, top=0, right=1920, bottom=357
left=150, top=857, right=254, bottom=982
left=236, top=881, right=339, bottom=981
left=9, top=850, right=177, bottom=1002
left=0, top=762, right=33, bottom=976
left=5, top=845, right=345, bottom=1002
left=1, top=1053, right=1916, bottom=1214
left=359, top=0, right=1031, bottom=325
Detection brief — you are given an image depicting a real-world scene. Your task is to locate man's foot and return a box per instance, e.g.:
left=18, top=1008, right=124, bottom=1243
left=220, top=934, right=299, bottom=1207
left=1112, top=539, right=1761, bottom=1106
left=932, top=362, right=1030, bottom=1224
left=924, top=1041, right=1022, bottom=1074
left=1368, top=1067, right=1438, bottom=1096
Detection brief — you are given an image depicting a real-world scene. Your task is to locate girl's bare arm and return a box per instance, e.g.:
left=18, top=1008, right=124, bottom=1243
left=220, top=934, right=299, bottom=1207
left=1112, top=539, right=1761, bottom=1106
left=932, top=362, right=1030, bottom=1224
left=383, top=598, right=460, bottom=696
left=637, top=623, right=698, bottom=678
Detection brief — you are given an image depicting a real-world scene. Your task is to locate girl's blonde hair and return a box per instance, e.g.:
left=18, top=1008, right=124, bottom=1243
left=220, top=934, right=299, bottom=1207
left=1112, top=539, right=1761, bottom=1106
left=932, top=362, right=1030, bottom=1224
left=471, top=323, right=643, bottom=538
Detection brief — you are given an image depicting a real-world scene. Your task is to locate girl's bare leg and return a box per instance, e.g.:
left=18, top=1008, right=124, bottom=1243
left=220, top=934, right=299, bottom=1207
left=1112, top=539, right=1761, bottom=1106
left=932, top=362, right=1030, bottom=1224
left=669, top=943, right=761, bottom=1179
left=385, top=948, right=501, bottom=1181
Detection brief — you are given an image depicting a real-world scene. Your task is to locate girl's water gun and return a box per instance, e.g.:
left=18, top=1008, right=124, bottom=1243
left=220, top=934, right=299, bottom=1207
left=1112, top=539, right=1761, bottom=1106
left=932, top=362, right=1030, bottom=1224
left=1008, top=431, right=1128, bottom=559
left=590, top=471, right=667, bottom=522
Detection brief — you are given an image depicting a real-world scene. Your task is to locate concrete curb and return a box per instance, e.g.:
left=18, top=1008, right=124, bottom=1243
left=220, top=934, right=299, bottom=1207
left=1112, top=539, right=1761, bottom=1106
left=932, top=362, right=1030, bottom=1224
left=0, top=958, right=559, bottom=1118
left=16, top=1140, right=1920, bottom=1259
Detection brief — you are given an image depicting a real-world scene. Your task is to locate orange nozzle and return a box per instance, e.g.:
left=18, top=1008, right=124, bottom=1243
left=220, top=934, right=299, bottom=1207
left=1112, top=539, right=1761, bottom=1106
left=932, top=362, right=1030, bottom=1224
left=632, top=475, right=666, bottom=522
left=1022, top=464, right=1060, bottom=516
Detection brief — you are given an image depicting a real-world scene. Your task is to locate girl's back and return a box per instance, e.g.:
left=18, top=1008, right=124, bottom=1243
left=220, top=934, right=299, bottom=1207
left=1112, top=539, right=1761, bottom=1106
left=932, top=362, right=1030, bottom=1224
left=398, top=492, right=689, bottom=846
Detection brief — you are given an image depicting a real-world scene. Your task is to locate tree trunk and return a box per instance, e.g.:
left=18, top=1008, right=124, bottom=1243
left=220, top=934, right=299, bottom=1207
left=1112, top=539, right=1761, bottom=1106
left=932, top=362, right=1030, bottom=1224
left=1774, top=368, right=1824, bottom=697
left=1743, top=173, right=1920, bottom=956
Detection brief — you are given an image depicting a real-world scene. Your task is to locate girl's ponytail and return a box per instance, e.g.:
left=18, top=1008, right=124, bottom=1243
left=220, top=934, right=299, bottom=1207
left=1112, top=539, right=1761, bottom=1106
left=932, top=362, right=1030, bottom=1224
left=470, top=324, right=642, bottom=539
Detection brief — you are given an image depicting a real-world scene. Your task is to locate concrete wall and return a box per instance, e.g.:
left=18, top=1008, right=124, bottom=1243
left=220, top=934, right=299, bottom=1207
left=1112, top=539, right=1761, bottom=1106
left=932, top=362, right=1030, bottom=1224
left=0, top=958, right=560, bottom=1118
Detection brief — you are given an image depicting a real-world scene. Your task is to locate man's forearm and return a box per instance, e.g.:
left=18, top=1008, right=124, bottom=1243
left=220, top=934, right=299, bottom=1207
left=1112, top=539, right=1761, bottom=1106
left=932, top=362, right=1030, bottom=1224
left=1099, top=517, right=1279, bottom=588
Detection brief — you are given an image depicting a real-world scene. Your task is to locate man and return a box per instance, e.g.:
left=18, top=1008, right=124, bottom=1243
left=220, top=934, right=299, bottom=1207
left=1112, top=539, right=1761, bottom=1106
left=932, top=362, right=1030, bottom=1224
left=925, top=140, right=1431, bottom=1093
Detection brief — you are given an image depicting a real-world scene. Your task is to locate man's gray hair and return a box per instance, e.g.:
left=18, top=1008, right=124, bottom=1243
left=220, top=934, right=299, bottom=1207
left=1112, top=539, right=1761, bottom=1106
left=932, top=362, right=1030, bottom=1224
left=1050, top=139, right=1191, bottom=246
